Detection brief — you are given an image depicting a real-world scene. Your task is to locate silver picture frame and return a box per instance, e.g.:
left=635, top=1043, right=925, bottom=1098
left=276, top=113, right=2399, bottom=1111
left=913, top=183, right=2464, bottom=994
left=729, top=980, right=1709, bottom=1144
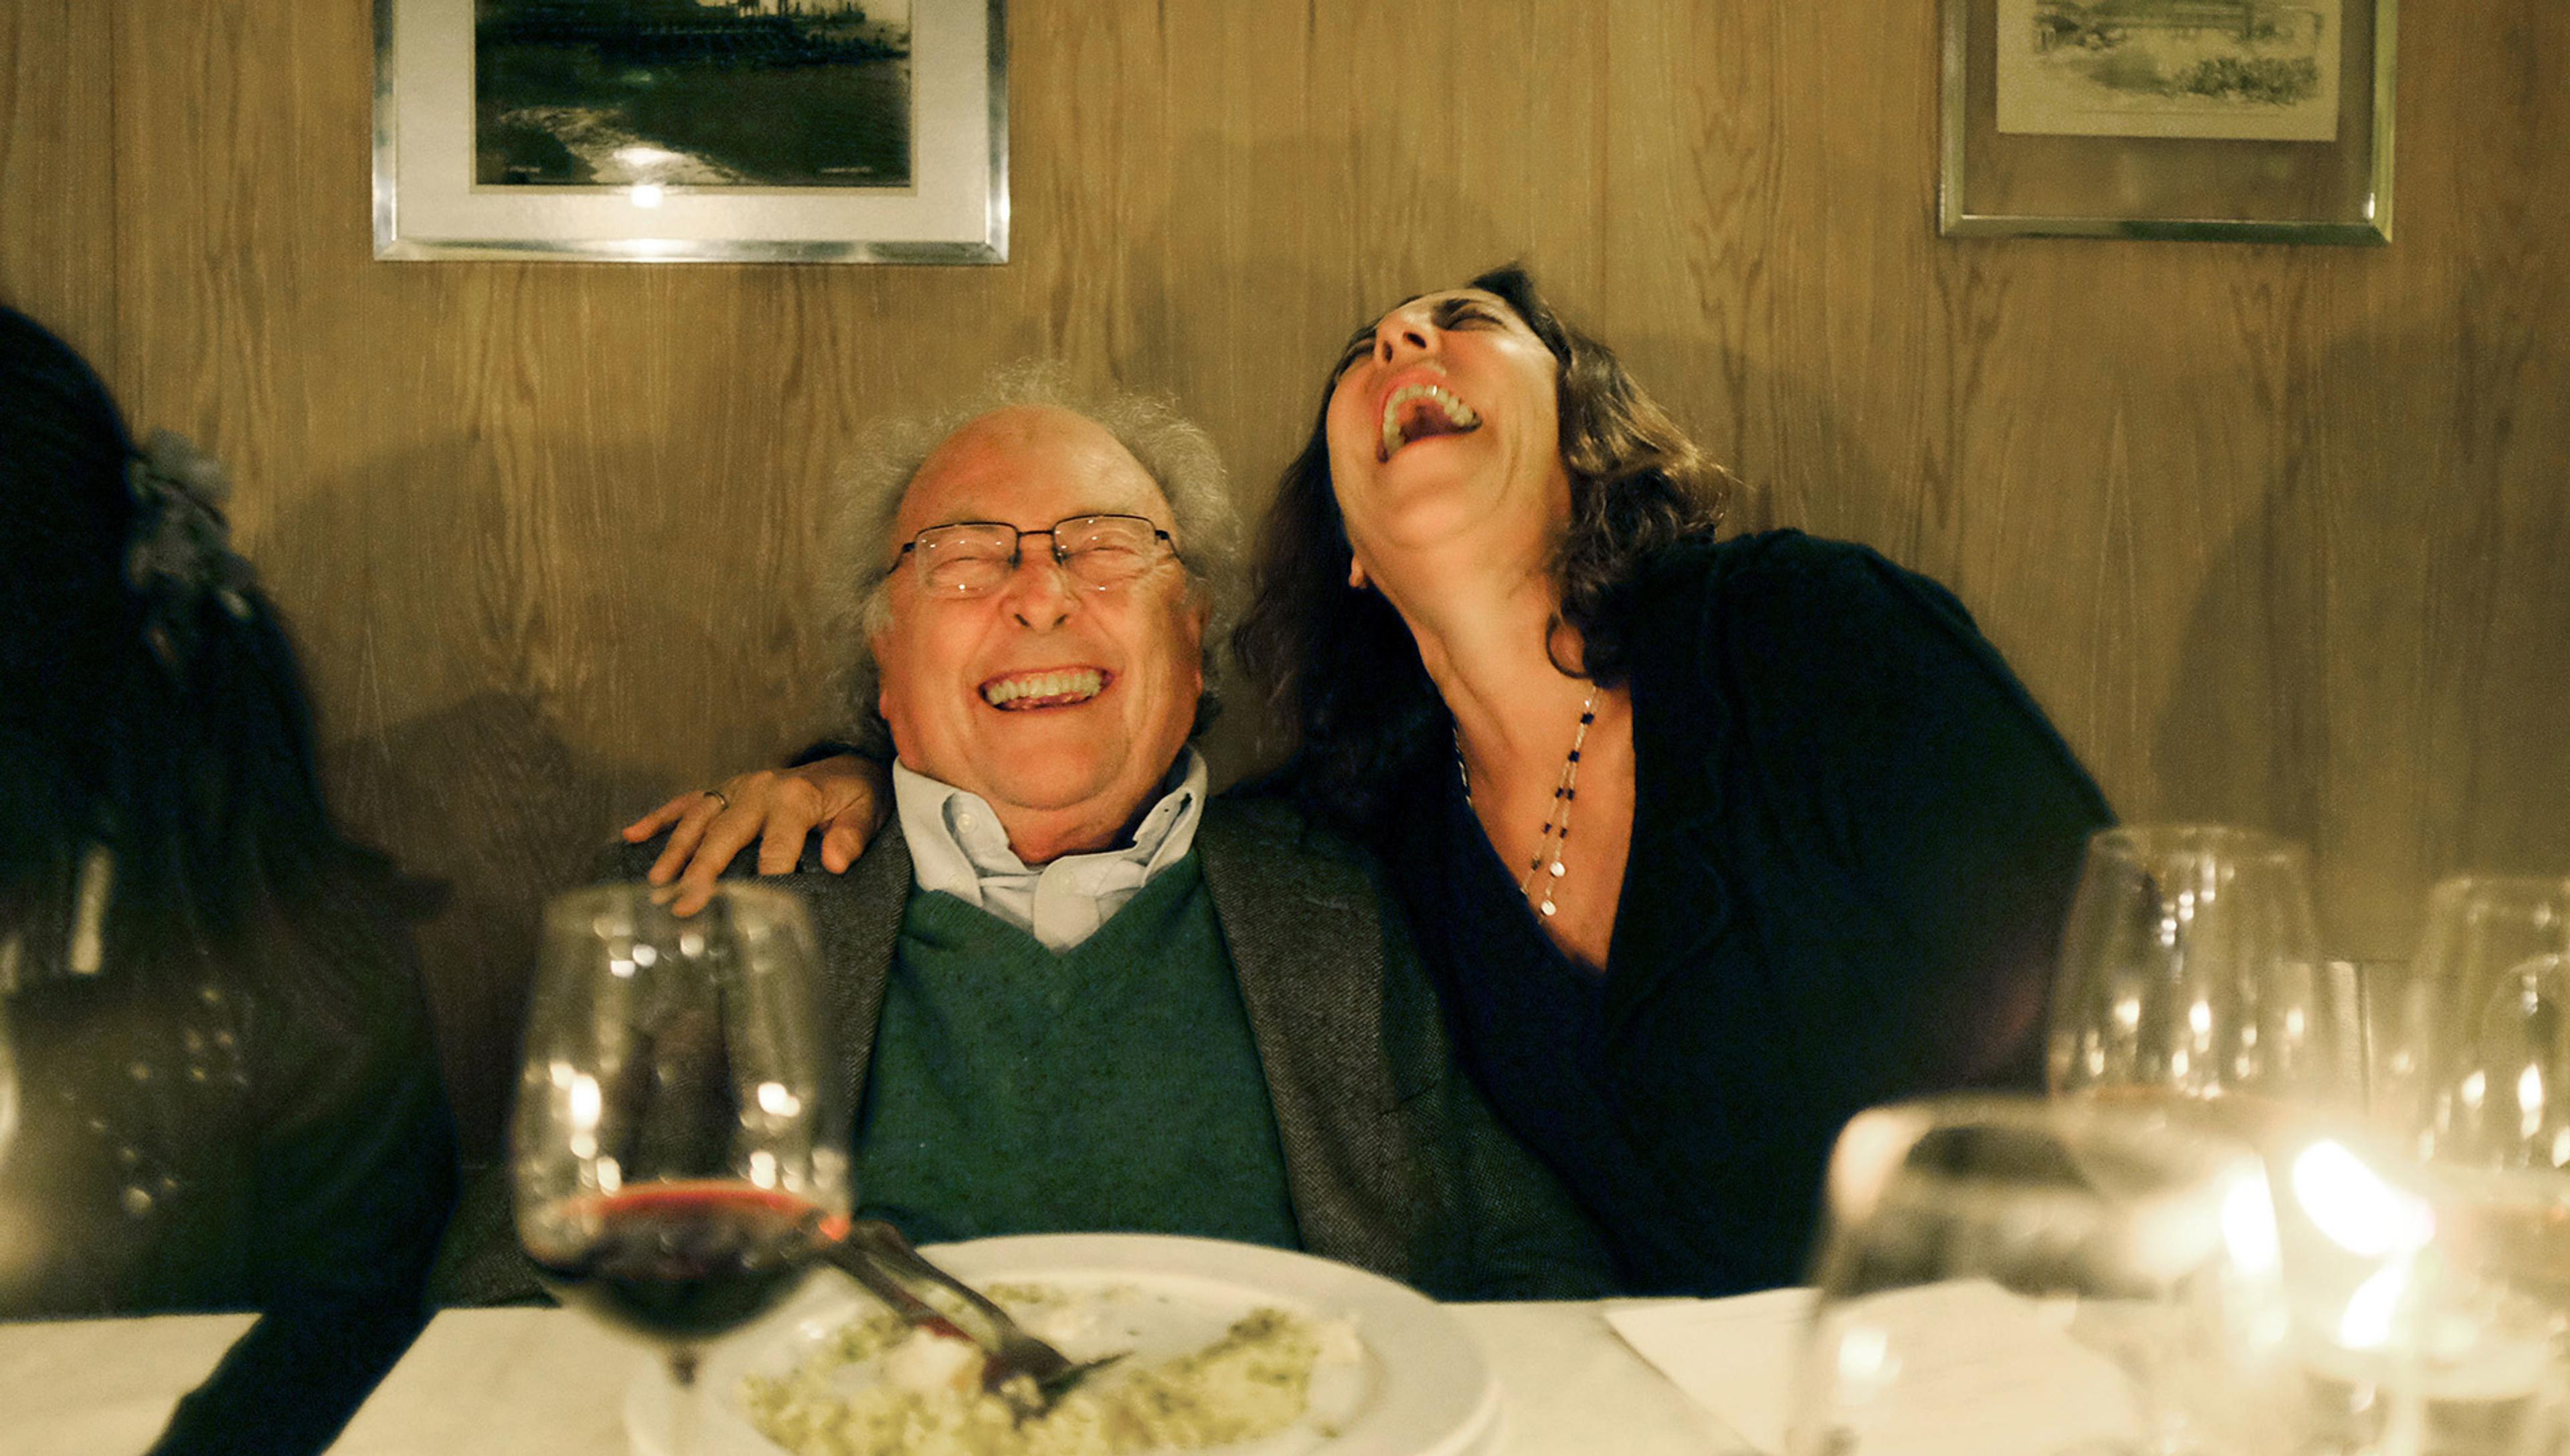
left=373, top=0, right=1007, bottom=264
left=1941, top=0, right=2395, bottom=244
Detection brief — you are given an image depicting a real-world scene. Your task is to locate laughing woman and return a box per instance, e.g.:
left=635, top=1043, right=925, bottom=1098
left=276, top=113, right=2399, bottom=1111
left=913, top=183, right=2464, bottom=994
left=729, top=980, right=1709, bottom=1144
left=1231, top=265, right=2111, bottom=1293
left=629, top=266, right=2112, bottom=1295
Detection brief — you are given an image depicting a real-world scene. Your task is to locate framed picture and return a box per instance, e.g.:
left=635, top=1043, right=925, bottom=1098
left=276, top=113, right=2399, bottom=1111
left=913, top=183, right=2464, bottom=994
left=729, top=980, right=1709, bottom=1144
left=1940, top=0, right=2395, bottom=243
left=373, top=0, right=1007, bottom=263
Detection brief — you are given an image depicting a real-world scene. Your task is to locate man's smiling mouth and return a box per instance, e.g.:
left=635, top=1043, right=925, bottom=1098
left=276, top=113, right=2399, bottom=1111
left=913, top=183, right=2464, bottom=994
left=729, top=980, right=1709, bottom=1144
left=980, top=668, right=1107, bottom=710
left=1377, top=383, right=1482, bottom=461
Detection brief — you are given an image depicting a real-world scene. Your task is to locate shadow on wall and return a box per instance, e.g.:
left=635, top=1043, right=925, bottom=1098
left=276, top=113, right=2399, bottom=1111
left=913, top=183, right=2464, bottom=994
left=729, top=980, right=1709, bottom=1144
left=264, top=430, right=792, bottom=1163
left=331, top=691, right=664, bottom=1162
left=2153, top=318, right=2570, bottom=959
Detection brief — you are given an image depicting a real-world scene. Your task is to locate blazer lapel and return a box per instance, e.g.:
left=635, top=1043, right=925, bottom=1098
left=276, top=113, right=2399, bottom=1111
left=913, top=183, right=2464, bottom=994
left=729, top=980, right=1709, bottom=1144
left=1195, top=804, right=1411, bottom=1279
left=797, top=822, right=914, bottom=1118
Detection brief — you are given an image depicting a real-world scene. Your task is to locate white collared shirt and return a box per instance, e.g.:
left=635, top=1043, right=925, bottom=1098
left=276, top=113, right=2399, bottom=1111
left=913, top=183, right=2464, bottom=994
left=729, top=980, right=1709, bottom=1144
left=891, top=748, right=1209, bottom=953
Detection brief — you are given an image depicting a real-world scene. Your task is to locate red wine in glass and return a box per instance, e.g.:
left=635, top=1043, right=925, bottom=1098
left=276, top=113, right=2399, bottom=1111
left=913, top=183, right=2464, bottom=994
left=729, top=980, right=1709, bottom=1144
left=514, top=883, right=847, bottom=1453
left=527, top=1182, right=832, bottom=1350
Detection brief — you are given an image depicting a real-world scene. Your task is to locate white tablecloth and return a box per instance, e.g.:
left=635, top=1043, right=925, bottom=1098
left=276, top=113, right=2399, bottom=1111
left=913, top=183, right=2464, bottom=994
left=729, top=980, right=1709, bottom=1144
left=0, top=1301, right=1749, bottom=1455
left=0, top=1310, right=256, bottom=1455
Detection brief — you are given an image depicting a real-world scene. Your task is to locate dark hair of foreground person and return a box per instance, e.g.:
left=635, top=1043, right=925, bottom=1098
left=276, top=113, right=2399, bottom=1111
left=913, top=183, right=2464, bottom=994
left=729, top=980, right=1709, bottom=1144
left=0, top=304, right=457, bottom=1455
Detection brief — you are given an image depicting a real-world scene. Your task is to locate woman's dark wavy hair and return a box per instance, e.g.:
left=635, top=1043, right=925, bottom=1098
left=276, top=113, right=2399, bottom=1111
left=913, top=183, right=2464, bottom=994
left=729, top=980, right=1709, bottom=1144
left=1234, top=264, right=1733, bottom=836
left=0, top=306, right=430, bottom=1030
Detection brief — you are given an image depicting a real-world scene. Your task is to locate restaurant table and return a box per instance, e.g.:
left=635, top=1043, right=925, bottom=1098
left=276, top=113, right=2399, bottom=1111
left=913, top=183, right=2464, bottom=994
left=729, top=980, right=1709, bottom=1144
left=0, top=1300, right=1751, bottom=1455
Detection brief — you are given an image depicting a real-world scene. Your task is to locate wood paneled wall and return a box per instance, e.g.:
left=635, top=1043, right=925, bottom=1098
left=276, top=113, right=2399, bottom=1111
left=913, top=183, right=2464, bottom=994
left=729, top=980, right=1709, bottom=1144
left=6, top=1, right=2565, bottom=1152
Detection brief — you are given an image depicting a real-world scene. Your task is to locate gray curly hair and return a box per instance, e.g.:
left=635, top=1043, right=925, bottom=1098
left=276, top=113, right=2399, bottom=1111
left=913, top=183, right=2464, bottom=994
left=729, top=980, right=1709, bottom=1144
left=819, top=364, right=1243, bottom=745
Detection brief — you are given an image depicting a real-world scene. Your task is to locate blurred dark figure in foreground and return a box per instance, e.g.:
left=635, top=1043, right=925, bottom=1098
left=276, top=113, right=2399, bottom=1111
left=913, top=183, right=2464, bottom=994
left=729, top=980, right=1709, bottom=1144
left=0, top=306, right=457, bottom=1454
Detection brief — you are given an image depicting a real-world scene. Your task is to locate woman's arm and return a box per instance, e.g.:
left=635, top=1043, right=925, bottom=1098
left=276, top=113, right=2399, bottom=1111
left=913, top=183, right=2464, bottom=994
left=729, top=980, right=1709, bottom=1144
left=620, top=751, right=891, bottom=915
left=153, top=927, right=459, bottom=1456
left=1718, top=537, right=2113, bottom=1089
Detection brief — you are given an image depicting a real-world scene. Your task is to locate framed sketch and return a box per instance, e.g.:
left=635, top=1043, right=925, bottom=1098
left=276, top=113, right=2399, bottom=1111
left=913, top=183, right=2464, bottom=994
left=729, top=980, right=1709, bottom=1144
left=1941, top=0, right=2395, bottom=243
left=374, top=0, right=1007, bottom=263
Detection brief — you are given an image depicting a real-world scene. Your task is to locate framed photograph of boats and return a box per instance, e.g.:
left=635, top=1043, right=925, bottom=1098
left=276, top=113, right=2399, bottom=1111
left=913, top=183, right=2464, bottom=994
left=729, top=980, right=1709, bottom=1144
left=1940, top=0, right=2395, bottom=243
left=374, top=0, right=1007, bottom=263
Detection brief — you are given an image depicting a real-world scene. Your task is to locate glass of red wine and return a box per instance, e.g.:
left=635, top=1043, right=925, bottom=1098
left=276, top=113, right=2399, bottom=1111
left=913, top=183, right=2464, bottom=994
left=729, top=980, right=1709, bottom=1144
left=513, top=883, right=848, bottom=1454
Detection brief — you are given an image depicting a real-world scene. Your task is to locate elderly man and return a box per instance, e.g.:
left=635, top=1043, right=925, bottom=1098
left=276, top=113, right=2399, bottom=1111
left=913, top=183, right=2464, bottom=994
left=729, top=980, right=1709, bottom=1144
left=623, top=381, right=1606, bottom=1300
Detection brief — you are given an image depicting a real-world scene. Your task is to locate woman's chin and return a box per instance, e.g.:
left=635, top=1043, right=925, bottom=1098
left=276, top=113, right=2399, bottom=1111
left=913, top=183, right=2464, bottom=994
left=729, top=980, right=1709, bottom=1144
left=1370, top=487, right=1548, bottom=567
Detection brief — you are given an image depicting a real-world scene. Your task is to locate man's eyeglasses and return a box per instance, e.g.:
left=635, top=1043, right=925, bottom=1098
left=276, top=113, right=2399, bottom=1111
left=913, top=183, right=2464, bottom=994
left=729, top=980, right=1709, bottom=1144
left=890, top=514, right=1178, bottom=597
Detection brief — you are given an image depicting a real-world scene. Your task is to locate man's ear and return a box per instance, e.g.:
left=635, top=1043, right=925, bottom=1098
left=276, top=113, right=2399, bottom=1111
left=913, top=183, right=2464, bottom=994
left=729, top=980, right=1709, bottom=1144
left=1348, top=556, right=1371, bottom=591
left=1183, top=594, right=1213, bottom=689
left=1175, top=575, right=1214, bottom=630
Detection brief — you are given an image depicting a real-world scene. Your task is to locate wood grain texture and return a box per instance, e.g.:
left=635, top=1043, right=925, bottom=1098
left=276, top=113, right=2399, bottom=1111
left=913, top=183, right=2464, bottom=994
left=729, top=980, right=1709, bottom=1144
left=1, top=0, right=2561, bottom=1150
left=0, top=0, right=116, bottom=355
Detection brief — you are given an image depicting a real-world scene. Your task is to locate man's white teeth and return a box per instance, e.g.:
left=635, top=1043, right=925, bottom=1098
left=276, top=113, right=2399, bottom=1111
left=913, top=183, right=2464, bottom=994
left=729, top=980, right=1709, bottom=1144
left=982, top=669, right=1103, bottom=707
left=1377, top=383, right=1482, bottom=460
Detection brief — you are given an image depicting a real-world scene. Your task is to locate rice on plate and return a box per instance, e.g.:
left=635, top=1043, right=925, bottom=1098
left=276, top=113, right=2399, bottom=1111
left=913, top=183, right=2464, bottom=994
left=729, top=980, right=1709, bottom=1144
left=740, top=1281, right=1368, bottom=1456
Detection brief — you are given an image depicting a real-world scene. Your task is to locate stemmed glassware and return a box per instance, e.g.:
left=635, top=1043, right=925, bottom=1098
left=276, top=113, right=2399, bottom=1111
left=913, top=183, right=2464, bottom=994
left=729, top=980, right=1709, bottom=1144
left=513, top=883, right=849, bottom=1455
left=2350, top=875, right=2570, bottom=1455
left=2043, top=826, right=2472, bottom=1451
left=2383, top=875, right=2570, bottom=1288
left=2048, top=824, right=2363, bottom=1133
left=1787, top=1095, right=2301, bottom=1456
left=2049, top=835, right=2570, bottom=1454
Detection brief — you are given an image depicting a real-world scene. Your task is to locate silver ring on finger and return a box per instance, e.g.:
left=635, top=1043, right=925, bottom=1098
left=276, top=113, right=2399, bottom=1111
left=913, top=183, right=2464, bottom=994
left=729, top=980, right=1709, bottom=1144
left=703, top=788, right=731, bottom=811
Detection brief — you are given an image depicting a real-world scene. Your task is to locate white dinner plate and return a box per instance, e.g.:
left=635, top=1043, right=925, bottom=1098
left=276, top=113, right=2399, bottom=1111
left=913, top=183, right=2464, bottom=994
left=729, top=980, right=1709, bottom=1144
left=626, top=1232, right=1503, bottom=1456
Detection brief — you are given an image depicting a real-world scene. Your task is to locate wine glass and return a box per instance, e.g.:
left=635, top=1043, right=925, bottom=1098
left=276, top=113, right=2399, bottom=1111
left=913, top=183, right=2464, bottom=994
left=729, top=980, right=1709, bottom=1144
left=513, top=883, right=849, bottom=1455
left=2049, top=824, right=2363, bottom=1137
left=1787, top=1094, right=2301, bottom=1456
left=2392, top=877, right=2570, bottom=1235
left=2354, top=876, right=2570, bottom=1454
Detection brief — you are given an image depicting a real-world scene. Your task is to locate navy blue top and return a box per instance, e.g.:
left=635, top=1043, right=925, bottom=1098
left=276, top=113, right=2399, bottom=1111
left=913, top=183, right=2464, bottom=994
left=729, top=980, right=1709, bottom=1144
left=1377, top=531, right=2114, bottom=1295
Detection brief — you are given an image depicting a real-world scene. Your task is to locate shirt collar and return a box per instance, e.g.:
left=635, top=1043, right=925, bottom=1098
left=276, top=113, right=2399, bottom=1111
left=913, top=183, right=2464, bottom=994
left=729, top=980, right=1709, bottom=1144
left=892, top=748, right=1209, bottom=903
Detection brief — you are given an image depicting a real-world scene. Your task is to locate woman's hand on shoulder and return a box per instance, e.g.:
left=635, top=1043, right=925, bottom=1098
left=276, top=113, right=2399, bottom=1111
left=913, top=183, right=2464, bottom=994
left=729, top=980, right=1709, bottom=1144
left=619, top=755, right=889, bottom=915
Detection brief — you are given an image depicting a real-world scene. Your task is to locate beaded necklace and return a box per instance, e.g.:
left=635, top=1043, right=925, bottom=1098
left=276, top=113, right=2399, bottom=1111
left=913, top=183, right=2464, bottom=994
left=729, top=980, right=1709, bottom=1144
left=1457, top=682, right=1601, bottom=919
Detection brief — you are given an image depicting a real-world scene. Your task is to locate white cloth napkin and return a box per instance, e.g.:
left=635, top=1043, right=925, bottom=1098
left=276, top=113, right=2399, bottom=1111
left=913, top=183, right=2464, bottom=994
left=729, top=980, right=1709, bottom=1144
left=1606, top=1289, right=1812, bottom=1454
left=1608, top=1283, right=2143, bottom=1456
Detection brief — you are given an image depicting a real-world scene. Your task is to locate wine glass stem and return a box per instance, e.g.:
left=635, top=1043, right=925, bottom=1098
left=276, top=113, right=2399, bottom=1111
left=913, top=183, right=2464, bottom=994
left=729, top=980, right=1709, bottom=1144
left=667, top=1350, right=702, bottom=1456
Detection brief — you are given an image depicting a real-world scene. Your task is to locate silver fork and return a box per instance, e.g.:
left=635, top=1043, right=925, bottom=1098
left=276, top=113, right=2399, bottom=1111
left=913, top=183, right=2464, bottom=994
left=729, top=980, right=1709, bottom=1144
left=828, top=1219, right=1124, bottom=1420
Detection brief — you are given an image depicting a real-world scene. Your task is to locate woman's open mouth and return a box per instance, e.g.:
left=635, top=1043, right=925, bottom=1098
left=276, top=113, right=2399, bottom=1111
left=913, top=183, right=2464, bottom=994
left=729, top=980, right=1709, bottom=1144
left=1377, top=383, right=1482, bottom=461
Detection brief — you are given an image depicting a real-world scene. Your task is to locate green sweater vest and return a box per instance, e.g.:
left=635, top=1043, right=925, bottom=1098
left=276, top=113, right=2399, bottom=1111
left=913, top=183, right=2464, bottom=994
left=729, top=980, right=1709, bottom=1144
left=851, top=854, right=1304, bottom=1249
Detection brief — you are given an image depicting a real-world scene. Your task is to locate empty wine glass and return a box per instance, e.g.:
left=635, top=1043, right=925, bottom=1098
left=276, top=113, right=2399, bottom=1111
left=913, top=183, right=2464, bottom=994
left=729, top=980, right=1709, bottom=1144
left=513, top=883, right=849, bottom=1455
left=1788, top=1094, right=2300, bottom=1456
left=2345, top=875, right=2570, bottom=1455
left=2397, top=878, right=2570, bottom=1206
left=2049, top=824, right=2362, bottom=1138
left=2377, top=876, right=2570, bottom=1299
